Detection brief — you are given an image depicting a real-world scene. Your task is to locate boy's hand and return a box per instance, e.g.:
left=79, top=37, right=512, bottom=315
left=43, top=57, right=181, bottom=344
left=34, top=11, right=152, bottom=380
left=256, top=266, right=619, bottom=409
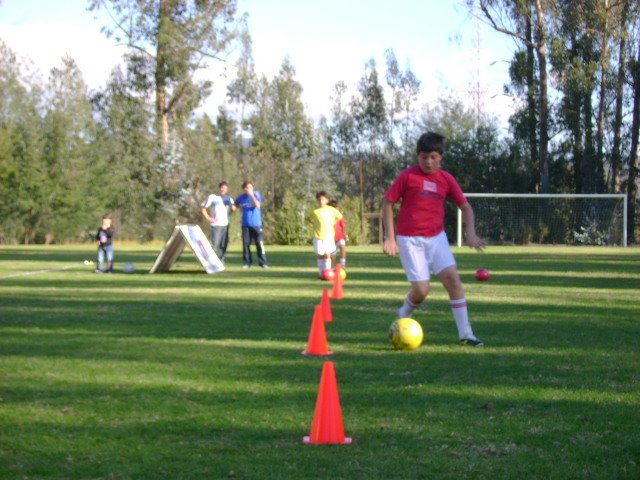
left=383, top=237, right=398, bottom=256
left=467, top=234, right=486, bottom=252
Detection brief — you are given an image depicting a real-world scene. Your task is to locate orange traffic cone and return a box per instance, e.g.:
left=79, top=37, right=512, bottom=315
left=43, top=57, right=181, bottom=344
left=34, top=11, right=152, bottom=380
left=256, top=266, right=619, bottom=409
left=321, top=288, right=333, bottom=322
left=302, top=305, right=332, bottom=356
left=331, top=265, right=344, bottom=300
left=303, top=361, right=352, bottom=445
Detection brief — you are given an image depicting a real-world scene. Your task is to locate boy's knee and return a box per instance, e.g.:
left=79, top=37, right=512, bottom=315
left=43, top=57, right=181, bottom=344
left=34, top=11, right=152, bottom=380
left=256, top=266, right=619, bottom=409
left=438, top=267, right=464, bottom=298
left=410, top=282, right=430, bottom=301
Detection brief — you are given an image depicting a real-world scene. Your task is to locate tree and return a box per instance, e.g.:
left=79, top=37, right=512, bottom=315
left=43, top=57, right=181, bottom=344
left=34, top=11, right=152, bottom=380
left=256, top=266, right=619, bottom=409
left=475, top=0, right=552, bottom=192
left=384, top=49, right=421, bottom=170
left=0, top=40, right=45, bottom=243
left=89, top=0, right=244, bottom=146
left=610, top=0, right=631, bottom=193
left=628, top=37, right=640, bottom=244
left=40, top=56, right=103, bottom=242
left=244, top=57, right=318, bottom=219
left=91, top=62, right=160, bottom=240
left=351, top=59, right=390, bottom=237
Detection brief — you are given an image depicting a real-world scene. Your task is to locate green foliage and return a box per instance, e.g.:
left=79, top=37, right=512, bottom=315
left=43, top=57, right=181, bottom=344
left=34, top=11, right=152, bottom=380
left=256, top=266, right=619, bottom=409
left=89, top=0, right=243, bottom=144
left=338, top=194, right=368, bottom=246
left=271, top=190, right=312, bottom=245
left=2, top=0, right=640, bottom=244
left=242, top=58, right=318, bottom=213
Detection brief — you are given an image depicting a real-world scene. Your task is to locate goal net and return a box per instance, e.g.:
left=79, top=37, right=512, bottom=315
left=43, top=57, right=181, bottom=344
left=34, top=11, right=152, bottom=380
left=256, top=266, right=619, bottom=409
left=455, top=194, right=627, bottom=247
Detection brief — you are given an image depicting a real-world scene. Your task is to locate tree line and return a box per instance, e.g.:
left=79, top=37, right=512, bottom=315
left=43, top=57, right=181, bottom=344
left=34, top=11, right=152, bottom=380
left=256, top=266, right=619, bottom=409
left=0, top=0, right=638, bottom=245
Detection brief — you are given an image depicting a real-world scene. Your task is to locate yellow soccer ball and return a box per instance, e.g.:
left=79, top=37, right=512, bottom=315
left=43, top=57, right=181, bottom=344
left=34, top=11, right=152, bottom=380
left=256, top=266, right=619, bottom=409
left=389, top=318, right=424, bottom=351
left=338, top=268, right=347, bottom=280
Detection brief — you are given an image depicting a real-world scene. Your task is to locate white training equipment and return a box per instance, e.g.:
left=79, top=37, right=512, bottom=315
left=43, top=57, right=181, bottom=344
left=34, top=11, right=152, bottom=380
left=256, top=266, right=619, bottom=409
left=149, top=224, right=224, bottom=274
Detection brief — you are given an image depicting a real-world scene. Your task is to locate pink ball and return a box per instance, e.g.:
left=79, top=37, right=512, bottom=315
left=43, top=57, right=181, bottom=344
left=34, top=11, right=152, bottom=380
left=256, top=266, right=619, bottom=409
left=475, top=268, right=490, bottom=281
left=322, top=268, right=335, bottom=281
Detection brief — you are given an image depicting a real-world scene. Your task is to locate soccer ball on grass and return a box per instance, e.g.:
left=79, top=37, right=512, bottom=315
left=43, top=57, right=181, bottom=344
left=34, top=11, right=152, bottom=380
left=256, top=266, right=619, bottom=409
left=389, top=317, right=424, bottom=351
left=337, top=267, right=347, bottom=280
left=322, top=268, right=335, bottom=281
left=475, top=268, right=490, bottom=281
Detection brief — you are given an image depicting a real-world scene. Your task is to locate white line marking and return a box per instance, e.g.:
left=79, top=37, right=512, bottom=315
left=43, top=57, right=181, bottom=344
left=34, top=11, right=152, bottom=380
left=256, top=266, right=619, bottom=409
left=0, top=265, right=76, bottom=280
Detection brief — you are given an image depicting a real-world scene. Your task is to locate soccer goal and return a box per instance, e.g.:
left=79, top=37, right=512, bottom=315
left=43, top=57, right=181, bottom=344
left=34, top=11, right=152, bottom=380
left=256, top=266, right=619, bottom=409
left=456, top=193, right=628, bottom=247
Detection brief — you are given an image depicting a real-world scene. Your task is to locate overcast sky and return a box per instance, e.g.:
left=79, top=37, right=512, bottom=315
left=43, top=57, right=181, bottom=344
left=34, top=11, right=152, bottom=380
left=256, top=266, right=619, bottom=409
left=1, top=0, right=519, bottom=123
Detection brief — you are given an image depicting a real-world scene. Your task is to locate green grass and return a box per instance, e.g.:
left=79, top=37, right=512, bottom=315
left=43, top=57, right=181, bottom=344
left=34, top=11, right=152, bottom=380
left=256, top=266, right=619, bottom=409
left=1, top=244, right=639, bottom=479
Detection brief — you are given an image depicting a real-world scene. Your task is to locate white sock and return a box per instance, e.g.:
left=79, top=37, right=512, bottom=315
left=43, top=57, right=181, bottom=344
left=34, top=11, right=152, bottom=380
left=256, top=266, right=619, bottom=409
left=340, top=258, right=346, bottom=266
left=398, top=297, right=418, bottom=318
left=318, top=258, right=332, bottom=275
left=451, top=298, right=475, bottom=340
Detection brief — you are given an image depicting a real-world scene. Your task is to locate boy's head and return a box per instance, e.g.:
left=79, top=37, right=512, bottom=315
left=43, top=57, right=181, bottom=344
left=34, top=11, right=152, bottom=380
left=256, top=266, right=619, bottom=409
left=416, top=132, right=445, bottom=155
left=218, top=181, right=229, bottom=194
left=101, top=214, right=113, bottom=228
left=416, top=132, right=445, bottom=175
left=316, top=191, right=329, bottom=205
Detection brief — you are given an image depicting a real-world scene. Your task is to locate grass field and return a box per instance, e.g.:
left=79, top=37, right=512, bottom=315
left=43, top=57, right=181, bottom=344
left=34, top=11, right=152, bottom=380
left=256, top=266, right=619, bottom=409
left=1, top=243, right=639, bottom=479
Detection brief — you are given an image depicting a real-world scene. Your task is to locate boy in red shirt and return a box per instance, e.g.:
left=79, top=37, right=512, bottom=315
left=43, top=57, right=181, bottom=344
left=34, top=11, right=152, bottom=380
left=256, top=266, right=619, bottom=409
left=328, top=200, right=347, bottom=268
left=382, top=132, right=486, bottom=346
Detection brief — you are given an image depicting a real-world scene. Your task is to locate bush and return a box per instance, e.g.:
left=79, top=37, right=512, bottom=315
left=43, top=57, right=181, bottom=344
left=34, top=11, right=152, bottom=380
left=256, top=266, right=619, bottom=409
left=271, top=190, right=312, bottom=245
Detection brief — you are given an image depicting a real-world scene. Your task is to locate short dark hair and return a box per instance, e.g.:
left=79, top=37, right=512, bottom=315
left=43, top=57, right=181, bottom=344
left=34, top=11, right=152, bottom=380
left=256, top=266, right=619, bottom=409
left=219, top=181, right=228, bottom=188
left=241, top=181, right=253, bottom=189
left=416, top=132, right=445, bottom=155
left=316, top=191, right=329, bottom=200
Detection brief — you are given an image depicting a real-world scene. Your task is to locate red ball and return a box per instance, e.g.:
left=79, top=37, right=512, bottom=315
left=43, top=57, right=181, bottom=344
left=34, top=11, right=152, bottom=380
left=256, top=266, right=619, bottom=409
left=475, top=268, right=490, bottom=281
left=322, top=268, right=335, bottom=281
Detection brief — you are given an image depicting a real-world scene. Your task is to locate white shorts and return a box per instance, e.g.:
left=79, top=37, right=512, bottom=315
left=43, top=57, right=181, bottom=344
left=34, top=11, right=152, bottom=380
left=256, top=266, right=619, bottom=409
left=314, top=237, right=337, bottom=255
left=336, top=239, right=346, bottom=247
left=397, top=231, right=456, bottom=282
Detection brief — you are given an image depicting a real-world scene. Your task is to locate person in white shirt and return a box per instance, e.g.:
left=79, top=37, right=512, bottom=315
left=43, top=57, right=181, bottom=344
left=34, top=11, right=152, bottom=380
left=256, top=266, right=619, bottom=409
left=200, top=181, right=236, bottom=264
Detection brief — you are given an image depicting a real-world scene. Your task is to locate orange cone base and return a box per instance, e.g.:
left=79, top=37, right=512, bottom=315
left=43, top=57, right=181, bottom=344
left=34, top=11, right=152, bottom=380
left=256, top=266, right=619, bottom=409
left=303, top=435, right=352, bottom=445
left=301, top=349, right=333, bottom=356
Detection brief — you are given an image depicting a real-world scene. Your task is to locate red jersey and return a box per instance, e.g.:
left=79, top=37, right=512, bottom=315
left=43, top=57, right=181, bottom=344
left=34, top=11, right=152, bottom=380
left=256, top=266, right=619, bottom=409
left=384, top=165, right=467, bottom=237
left=334, top=218, right=346, bottom=241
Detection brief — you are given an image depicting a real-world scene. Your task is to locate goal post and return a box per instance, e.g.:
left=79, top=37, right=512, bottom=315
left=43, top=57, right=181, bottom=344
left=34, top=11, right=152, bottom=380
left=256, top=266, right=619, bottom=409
left=456, top=193, right=628, bottom=247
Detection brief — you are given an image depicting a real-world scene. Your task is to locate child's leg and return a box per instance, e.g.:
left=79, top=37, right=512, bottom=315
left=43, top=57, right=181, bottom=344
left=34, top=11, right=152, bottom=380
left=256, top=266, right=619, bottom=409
left=396, top=236, right=430, bottom=317
left=317, top=254, right=331, bottom=275
left=398, top=280, right=429, bottom=318
left=438, top=265, right=479, bottom=341
left=339, top=244, right=346, bottom=266
left=106, top=246, right=114, bottom=272
left=97, top=247, right=105, bottom=271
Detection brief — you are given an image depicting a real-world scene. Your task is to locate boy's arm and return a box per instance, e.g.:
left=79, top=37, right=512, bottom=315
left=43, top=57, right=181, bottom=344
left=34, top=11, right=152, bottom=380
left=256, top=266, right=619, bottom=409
left=249, top=192, right=261, bottom=208
left=460, top=202, right=486, bottom=251
left=244, top=185, right=261, bottom=208
left=382, top=198, right=397, bottom=256
left=200, top=206, right=214, bottom=223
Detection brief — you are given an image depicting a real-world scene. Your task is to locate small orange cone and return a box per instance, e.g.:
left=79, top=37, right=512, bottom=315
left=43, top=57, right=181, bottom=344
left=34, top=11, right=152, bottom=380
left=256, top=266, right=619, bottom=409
left=331, top=265, right=344, bottom=300
left=303, top=361, right=352, bottom=445
left=302, top=305, right=332, bottom=356
left=320, top=288, right=333, bottom=322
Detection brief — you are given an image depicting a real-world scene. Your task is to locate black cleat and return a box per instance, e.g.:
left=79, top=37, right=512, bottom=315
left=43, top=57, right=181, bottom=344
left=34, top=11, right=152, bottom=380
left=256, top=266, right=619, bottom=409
left=460, top=338, right=484, bottom=347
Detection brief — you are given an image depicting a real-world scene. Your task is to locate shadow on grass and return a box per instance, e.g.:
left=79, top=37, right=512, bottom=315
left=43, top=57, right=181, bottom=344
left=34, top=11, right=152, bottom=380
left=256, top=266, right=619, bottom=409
left=2, top=365, right=639, bottom=479
left=2, top=245, right=640, bottom=478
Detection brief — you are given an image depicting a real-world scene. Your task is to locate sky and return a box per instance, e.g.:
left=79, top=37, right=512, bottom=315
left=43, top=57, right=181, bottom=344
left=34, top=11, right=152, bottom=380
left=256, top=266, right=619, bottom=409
left=0, top=0, right=519, bottom=124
